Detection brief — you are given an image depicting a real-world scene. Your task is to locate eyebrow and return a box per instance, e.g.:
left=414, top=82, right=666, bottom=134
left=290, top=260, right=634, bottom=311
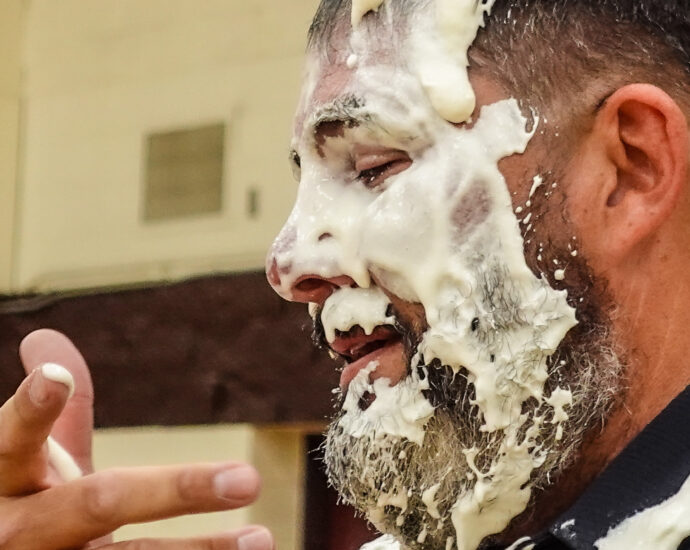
left=310, top=95, right=394, bottom=150
left=311, top=95, right=377, bottom=140
left=311, top=94, right=366, bottom=128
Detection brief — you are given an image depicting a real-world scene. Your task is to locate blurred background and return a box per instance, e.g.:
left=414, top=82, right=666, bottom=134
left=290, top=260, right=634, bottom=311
left=0, top=1, right=375, bottom=548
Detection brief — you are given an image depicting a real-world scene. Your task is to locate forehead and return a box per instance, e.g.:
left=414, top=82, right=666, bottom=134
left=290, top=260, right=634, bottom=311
left=291, top=9, right=524, bottom=151
left=296, top=1, right=513, bottom=145
left=293, top=52, right=510, bottom=152
left=292, top=20, right=405, bottom=142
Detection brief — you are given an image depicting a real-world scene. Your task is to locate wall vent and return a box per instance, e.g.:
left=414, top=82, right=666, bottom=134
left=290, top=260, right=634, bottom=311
left=143, top=123, right=225, bottom=221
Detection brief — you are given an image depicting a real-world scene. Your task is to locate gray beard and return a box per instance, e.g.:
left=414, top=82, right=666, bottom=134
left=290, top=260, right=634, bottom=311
left=323, top=259, right=625, bottom=550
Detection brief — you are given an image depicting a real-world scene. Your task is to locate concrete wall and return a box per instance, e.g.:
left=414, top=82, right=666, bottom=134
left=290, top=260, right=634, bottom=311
left=12, top=0, right=317, bottom=291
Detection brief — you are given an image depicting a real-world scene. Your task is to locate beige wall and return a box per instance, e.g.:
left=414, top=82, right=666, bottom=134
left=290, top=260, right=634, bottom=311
left=94, top=424, right=307, bottom=548
left=11, top=0, right=318, bottom=292
left=5, top=4, right=321, bottom=544
left=251, top=427, right=308, bottom=550
left=0, top=0, right=23, bottom=290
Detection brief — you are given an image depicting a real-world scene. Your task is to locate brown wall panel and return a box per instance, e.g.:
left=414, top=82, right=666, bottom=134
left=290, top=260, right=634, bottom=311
left=0, top=272, right=338, bottom=428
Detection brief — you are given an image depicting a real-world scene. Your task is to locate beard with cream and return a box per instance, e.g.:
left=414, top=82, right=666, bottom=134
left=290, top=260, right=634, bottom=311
left=279, top=93, right=616, bottom=547
left=268, top=2, right=627, bottom=548
left=318, top=225, right=624, bottom=550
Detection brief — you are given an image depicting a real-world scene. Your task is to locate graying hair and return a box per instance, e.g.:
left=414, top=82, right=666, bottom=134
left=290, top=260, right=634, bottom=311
left=308, top=0, right=428, bottom=49
left=471, top=1, right=690, bottom=120
left=307, top=0, right=690, bottom=121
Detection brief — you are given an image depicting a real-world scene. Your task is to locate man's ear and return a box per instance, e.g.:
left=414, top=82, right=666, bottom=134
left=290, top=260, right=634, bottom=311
left=576, top=84, right=688, bottom=267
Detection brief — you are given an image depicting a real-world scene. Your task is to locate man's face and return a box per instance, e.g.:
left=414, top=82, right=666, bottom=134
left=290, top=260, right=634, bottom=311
left=267, top=13, right=623, bottom=550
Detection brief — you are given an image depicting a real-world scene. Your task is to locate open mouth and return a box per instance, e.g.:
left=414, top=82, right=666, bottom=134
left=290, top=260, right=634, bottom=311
left=329, top=325, right=405, bottom=390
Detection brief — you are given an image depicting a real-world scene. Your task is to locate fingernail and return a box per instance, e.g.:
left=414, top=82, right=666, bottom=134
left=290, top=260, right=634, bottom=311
left=213, top=466, right=259, bottom=500
left=41, top=363, right=75, bottom=398
left=238, top=527, right=273, bottom=550
left=30, top=363, right=75, bottom=406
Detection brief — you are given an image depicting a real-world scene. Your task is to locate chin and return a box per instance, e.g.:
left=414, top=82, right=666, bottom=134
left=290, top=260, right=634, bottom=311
left=324, top=327, right=625, bottom=550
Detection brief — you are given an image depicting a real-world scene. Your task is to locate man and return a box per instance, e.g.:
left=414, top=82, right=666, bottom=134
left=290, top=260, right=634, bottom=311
left=2, top=1, right=689, bottom=549
left=265, top=0, right=690, bottom=549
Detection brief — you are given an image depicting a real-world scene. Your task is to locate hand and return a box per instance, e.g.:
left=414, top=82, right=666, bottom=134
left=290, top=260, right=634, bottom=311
left=0, top=329, right=273, bottom=550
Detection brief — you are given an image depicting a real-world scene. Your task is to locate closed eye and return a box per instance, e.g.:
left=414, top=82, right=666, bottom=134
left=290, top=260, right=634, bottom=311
left=354, top=149, right=412, bottom=189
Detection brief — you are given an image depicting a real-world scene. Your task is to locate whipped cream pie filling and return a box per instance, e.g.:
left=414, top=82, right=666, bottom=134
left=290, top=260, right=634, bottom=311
left=269, top=1, right=581, bottom=548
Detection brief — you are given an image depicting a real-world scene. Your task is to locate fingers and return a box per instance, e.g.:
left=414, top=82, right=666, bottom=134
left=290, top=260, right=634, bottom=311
left=20, top=329, right=95, bottom=474
left=7, top=462, right=261, bottom=550
left=0, top=364, right=72, bottom=495
left=97, top=526, right=274, bottom=550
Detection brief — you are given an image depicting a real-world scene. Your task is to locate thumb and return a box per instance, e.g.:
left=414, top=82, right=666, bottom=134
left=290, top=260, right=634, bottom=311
left=19, top=329, right=95, bottom=475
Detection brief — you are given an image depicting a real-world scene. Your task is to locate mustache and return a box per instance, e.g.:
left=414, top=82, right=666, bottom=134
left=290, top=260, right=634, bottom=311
left=310, top=302, right=419, bottom=359
left=310, top=305, right=328, bottom=351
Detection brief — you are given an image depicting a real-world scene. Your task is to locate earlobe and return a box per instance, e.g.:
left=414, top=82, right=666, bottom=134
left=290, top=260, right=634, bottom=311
left=597, top=84, right=688, bottom=263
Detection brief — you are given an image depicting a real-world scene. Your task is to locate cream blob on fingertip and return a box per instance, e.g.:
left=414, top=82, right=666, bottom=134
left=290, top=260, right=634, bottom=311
left=40, top=362, right=75, bottom=398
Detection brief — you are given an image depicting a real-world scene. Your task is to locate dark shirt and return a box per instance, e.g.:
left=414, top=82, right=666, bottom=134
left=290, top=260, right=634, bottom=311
left=503, top=386, right=690, bottom=550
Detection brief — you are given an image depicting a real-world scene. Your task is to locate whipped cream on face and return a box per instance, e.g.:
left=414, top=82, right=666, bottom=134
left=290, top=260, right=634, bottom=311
left=361, top=534, right=404, bottom=550
left=342, top=362, right=434, bottom=445
left=350, top=0, right=495, bottom=123
left=595, top=474, right=690, bottom=550
left=275, top=89, right=576, bottom=550
left=529, top=175, right=545, bottom=198
left=352, top=0, right=386, bottom=26
left=271, top=4, right=579, bottom=549
left=321, top=286, right=395, bottom=343
left=355, top=97, right=576, bottom=434
left=546, top=387, right=573, bottom=424
left=408, top=0, right=495, bottom=123
left=422, top=483, right=442, bottom=519
left=506, top=537, right=536, bottom=550
left=450, top=415, right=549, bottom=550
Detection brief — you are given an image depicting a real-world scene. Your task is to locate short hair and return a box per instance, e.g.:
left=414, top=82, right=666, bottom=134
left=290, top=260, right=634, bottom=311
left=308, top=0, right=427, bottom=51
left=307, top=0, right=690, bottom=120
left=308, top=0, right=347, bottom=44
left=472, top=0, right=690, bottom=117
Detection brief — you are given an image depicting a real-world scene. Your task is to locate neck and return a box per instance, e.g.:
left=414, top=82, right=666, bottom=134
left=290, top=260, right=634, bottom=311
left=501, top=224, right=690, bottom=541
left=607, top=227, right=690, bottom=438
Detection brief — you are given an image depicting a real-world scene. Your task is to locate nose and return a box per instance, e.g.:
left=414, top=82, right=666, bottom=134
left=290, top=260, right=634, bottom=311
left=266, top=255, right=355, bottom=304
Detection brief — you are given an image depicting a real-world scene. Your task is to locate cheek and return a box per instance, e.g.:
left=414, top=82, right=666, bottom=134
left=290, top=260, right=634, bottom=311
left=357, top=166, right=493, bottom=286
left=355, top=158, right=496, bottom=306
left=496, top=147, right=543, bottom=208
left=450, top=180, right=491, bottom=247
left=356, top=170, right=441, bottom=299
